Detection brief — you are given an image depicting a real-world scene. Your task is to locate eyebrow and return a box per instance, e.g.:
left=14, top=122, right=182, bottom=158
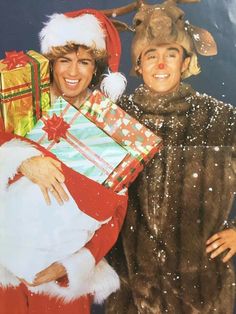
left=58, top=56, right=71, bottom=61
left=78, top=58, right=93, bottom=62
left=143, top=47, right=181, bottom=57
left=59, top=56, right=93, bottom=62
left=167, top=47, right=180, bottom=53
left=143, top=48, right=157, bottom=57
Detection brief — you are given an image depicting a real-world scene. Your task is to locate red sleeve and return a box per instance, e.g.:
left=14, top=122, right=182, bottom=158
left=0, top=131, right=15, bottom=145
left=85, top=193, right=127, bottom=264
left=0, top=119, right=5, bottom=132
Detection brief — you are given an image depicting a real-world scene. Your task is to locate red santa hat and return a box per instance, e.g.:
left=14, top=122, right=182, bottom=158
left=39, top=9, right=127, bottom=102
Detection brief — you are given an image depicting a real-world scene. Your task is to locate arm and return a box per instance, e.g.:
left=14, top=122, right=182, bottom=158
left=0, top=131, right=69, bottom=204
left=206, top=107, right=236, bottom=263
left=29, top=192, right=128, bottom=286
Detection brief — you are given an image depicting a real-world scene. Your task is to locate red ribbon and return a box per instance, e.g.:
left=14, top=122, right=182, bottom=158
left=2, top=50, right=29, bottom=70
left=42, top=114, right=70, bottom=143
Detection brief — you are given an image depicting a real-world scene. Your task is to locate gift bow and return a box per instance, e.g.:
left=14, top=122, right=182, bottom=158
left=2, top=50, right=29, bottom=70
left=42, top=114, right=70, bottom=143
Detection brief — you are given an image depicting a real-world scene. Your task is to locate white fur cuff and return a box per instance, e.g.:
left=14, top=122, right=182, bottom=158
left=0, top=264, right=20, bottom=288
left=0, top=138, right=41, bottom=190
left=28, top=249, right=119, bottom=303
left=61, top=247, right=96, bottom=291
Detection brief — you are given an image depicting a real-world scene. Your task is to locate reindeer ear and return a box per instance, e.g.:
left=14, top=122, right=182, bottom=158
left=110, top=19, right=134, bottom=32
left=186, top=24, right=217, bottom=56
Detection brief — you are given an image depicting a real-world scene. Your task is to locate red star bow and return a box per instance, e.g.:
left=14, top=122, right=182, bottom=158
left=42, top=114, right=70, bottom=143
left=2, top=51, right=29, bottom=70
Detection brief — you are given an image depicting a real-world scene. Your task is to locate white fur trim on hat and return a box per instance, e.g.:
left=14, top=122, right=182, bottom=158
left=40, top=13, right=106, bottom=54
left=100, top=71, right=127, bottom=102
left=0, top=138, right=41, bottom=191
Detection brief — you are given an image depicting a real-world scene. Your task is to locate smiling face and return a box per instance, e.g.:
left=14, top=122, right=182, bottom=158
left=51, top=46, right=96, bottom=105
left=138, top=43, right=190, bottom=95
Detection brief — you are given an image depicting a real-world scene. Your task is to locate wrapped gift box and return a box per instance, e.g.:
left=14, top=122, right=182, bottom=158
left=79, top=91, right=163, bottom=191
left=0, top=50, right=50, bottom=136
left=27, top=90, right=162, bottom=192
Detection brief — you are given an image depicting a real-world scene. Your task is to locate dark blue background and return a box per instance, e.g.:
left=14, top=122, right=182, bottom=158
left=0, top=0, right=236, bottom=105
left=0, top=1, right=235, bottom=313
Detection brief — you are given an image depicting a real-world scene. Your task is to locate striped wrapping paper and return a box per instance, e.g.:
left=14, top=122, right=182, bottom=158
left=26, top=96, right=128, bottom=185
left=27, top=91, right=162, bottom=192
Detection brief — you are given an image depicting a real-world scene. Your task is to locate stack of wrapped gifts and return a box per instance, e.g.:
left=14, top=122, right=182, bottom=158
left=27, top=90, right=163, bottom=192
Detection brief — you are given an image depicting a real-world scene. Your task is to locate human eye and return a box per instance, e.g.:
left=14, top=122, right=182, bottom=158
left=166, top=51, right=178, bottom=58
left=58, top=57, right=70, bottom=63
left=146, top=53, right=156, bottom=60
left=79, top=59, right=92, bottom=66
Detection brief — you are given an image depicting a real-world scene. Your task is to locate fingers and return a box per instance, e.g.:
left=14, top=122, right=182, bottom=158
left=207, top=243, right=226, bottom=259
left=40, top=186, right=51, bottom=205
left=48, top=187, right=64, bottom=206
left=206, top=238, right=224, bottom=254
left=206, top=229, right=236, bottom=262
left=222, top=249, right=235, bottom=263
left=40, top=182, right=68, bottom=206
left=51, top=180, right=69, bottom=202
left=33, top=270, right=50, bottom=286
left=206, top=233, right=220, bottom=245
left=32, top=263, right=66, bottom=286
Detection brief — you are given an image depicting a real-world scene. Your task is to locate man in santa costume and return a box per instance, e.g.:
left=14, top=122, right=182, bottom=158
left=0, top=9, right=127, bottom=314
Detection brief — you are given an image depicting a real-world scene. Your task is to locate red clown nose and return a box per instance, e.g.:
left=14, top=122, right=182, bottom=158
left=158, top=63, right=165, bottom=69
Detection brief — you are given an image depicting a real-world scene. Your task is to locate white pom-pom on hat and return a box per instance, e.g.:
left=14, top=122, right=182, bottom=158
left=39, top=9, right=127, bottom=101
left=101, top=71, right=127, bottom=102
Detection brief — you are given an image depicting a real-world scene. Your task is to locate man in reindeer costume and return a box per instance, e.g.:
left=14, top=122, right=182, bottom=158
left=106, top=0, right=236, bottom=313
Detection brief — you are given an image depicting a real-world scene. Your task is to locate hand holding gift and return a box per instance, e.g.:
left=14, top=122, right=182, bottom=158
left=19, top=156, right=69, bottom=205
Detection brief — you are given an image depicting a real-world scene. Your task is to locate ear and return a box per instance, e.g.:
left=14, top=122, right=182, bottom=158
left=135, top=64, right=142, bottom=76
left=110, top=19, right=134, bottom=32
left=186, top=24, right=217, bottom=56
left=181, top=56, right=191, bottom=73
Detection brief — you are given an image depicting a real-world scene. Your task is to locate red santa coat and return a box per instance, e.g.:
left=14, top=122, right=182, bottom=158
left=0, top=130, right=127, bottom=303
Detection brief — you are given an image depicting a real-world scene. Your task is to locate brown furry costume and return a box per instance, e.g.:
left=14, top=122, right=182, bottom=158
left=106, top=83, right=236, bottom=314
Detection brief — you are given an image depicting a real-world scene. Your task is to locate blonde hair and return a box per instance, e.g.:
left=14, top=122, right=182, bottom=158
left=45, top=42, right=107, bottom=62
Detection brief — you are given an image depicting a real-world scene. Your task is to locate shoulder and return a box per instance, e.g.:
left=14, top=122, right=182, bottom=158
left=187, top=91, right=235, bottom=121
left=188, top=91, right=235, bottom=112
left=187, top=92, right=235, bottom=139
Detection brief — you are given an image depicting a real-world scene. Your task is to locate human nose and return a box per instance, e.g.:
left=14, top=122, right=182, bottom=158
left=68, top=61, right=79, bottom=76
left=158, top=62, right=165, bottom=70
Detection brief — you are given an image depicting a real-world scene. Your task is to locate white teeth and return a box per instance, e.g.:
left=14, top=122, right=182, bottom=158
left=154, top=74, right=168, bottom=79
left=65, top=79, right=79, bottom=84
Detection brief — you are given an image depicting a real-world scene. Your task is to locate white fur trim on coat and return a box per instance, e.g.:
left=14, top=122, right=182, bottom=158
left=0, top=264, right=20, bottom=288
left=40, top=13, right=106, bottom=54
left=0, top=138, right=41, bottom=191
left=28, top=248, right=120, bottom=303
